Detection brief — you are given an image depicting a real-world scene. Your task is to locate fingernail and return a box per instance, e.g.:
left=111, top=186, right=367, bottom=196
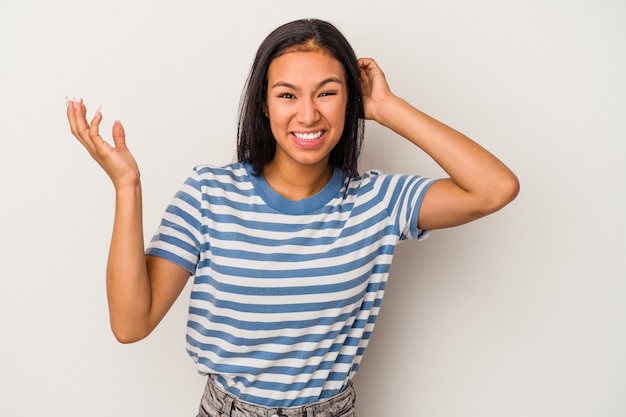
left=95, top=106, right=102, bottom=116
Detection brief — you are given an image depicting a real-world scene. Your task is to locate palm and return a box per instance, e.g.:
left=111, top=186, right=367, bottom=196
left=93, top=136, right=140, bottom=186
left=67, top=100, right=140, bottom=188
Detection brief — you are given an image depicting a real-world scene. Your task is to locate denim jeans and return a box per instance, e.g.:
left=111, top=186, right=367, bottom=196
left=196, top=376, right=356, bottom=417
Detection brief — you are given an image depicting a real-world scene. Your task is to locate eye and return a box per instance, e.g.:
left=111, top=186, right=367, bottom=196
left=278, top=93, right=295, bottom=99
left=319, top=91, right=337, bottom=97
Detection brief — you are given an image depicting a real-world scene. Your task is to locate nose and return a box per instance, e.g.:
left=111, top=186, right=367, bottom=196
left=296, top=97, right=320, bottom=125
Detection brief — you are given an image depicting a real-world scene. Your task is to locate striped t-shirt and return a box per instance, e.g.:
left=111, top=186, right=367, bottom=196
left=146, top=163, right=435, bottom=407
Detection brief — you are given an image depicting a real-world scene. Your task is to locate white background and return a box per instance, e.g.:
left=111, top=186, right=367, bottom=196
left=1, top=1, right=625, bottom=416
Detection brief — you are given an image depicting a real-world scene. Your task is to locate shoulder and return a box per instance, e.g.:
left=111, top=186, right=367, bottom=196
left=192, top=162, right=249, bottom=179
left=346, top=169, right=436, bottom=203
left=344, top=169, right=383, bottom=188
left=183, top=163, right=260, bottom=205
left=185, top=163, right=255, bottom=187
left=346, top=169, right=424, bottom=190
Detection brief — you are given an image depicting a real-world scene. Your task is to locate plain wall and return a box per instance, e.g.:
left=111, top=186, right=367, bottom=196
left=1, top=1, right=624, bottom=416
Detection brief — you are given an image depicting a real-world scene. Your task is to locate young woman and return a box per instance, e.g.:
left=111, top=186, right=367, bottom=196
left=67, top=18, right=518, bottom=417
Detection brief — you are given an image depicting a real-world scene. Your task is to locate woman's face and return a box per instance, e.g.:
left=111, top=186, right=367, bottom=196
left=265, top=49, right=348, bottom=172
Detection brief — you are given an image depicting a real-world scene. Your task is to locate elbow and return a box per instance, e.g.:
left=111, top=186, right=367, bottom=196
left=110, top=322, right=151, bottom=344
left=483, top=173, right=520, bottom=215
left=113, top=332, right=142, bottom=345
left=112, top=329, right=142, bottom=344
left=501, top=172, right=521, bottom=206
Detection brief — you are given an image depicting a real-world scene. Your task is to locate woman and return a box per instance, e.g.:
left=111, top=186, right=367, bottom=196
left=67, top=18, right=518, bottom=417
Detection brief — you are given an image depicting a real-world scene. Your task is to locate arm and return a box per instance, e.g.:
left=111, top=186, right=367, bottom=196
left=67, top=99, right=189, bottom=343
left=358, top=59, right=520, bottom=230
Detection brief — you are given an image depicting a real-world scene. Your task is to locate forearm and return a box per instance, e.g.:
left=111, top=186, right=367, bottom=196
left=106, top=182, right=152, bottom=342
left=376, top=96, right=519, bottom=211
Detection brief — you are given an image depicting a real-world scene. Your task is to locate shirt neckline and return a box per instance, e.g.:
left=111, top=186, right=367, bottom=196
left=244, top=164, right=345, bottom=215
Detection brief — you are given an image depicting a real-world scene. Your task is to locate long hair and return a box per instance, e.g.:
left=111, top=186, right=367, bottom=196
left=237, top=19, right=365, bottom=176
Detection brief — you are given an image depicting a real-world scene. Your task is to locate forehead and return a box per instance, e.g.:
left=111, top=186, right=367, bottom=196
left=267, top=50, right=345, bottom=84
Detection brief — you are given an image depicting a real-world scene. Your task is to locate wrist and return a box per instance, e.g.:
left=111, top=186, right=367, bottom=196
left=112, top=170, right=141, bottom=192
left=373, top=95, right=409, bottom=128
left=114, top=179, right=142, bottom=199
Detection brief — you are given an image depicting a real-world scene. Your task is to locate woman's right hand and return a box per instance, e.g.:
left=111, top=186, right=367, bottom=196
left=67, top=98, right=140, bottom=189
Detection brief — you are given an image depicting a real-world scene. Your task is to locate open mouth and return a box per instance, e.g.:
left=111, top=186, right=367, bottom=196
left=292, top=130, right=325, bottom=148
left=293, top=131, right=324, bottom=141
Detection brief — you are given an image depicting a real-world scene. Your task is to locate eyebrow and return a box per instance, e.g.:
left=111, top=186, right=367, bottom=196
left=270, top=76, right=344, bottom=90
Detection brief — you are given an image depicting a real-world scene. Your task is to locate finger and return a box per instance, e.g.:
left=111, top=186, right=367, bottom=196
left=66, top=97, right=82, bottom=138
left=358, top=57, right=376, bottom=72
left=88, top=107, right=122, bottom=161
left=359, top=67, right=372, bottom=96
left=71, top=98, right=91, bottom=138
left=67, top=97, right=93, bottom=150
left=75, top=98, right=92, bottom=136
left=67, top=98, right=106, bottom=156
left=111, top=120, right=126, bottom=149
left=88, top=107, right=105, bottom=144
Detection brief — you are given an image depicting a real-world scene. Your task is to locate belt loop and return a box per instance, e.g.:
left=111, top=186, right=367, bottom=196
left=350, top=383, right=356, bottom=406
left=219, top=393, right=235, bottom=417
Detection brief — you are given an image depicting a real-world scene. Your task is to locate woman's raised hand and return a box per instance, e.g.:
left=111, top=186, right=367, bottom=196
left=358, top=58, right=396, bottom=123
left=66, top=98, right=140, bottom=189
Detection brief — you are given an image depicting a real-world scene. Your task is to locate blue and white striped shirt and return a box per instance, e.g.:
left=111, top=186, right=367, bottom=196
left=146, top=163, right=435, bottom=407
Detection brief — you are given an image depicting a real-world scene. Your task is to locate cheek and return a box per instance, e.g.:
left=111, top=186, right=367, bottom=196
left=322, top=99, right=347, bottom=120
left=329, top=103, right=348, bottom=131
left=267, top=113, right=292, bottom=143
left=267, top=102, right=292, bottom=124
left=268, top=119, right=281, bottom=141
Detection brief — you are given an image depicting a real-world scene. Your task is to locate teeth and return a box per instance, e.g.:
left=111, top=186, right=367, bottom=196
left=294, top=131, right=323, bottom=140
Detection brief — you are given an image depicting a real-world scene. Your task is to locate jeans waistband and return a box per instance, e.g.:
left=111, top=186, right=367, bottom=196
left=198, top=375, right=356, bottom=417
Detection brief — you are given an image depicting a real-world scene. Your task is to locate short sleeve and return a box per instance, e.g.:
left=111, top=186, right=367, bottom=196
left=145, top=168, right=205, bottom=273
left=368, top=171, right=437, bottom=241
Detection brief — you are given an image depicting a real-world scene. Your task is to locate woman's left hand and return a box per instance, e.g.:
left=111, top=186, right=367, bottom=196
left=358, top=57, right=395, bottom=122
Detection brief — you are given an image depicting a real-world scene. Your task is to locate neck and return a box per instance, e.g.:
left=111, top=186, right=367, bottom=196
left=263, top=160, right=334, bottom=201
